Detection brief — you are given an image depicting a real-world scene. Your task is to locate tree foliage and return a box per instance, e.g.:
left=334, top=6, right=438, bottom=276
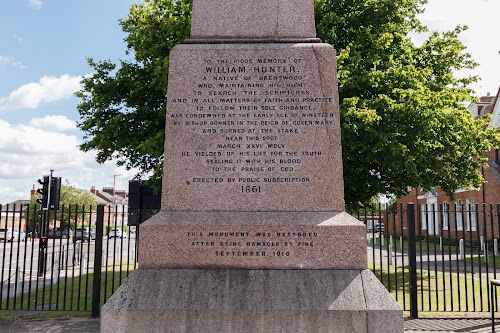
left=315, top=0, right=500, bottom=203
left=76, top=0, right=192, bottom=187
left=76, top=0, right=500, bottom=205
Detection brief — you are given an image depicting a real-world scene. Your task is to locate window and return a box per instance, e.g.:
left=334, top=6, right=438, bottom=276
left=367, top=220, right=374, bottom=231
left=467, top=198, right=476, bottom=231
left=429, top=203, right=438, bottom=235
left=456, top=200, right=463, bottom=231
left=421, top=204, right=427, bottom=230
left=441, top=202, right=449, bottom=231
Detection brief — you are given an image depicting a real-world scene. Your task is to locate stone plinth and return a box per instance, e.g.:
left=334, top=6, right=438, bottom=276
left=139, top=211, right=366, bottom=269
left=101, top=269, right=403, bottom=333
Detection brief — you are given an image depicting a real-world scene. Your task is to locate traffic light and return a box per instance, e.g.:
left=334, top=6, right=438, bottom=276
left=36, top=176, right=49, bottom=207
left=50, top=177, right=61, bottom=210
left=36, top=175, right=61, bottom=210
left=40, top=237, right=48, bottom=249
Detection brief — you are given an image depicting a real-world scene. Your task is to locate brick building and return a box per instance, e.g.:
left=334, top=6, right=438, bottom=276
left=90, top=186, right=129, bottom=225
left=0, top=200, right=30, bottom=231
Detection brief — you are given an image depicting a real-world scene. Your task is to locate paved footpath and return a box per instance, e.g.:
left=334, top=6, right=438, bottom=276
left=0, top=317, right=100, bottom=333
left=405, top=318, right=493, bottom=332
left=0, top=317, right=495, bottom=332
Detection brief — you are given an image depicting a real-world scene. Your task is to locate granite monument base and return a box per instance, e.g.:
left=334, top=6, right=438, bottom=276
left=101, top=269, right=403, bottom=333
left=139, top=211, right=367, bottom=270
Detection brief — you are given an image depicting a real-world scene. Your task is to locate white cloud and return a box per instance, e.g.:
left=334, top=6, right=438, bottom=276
left=0, top=119, right=97, bottom=201
left=28, top=0, right=43, bottom=10
left=13, top=34, right=25, bottom=46
left=0, top=56, right=26, bottom=70
left=30, top=115, right=77, bottom=132
left=0, top=119, right=80, bottom=158
left=0, top=119, right=144, bottom=204
left=0, top=75, right=82, bottom=112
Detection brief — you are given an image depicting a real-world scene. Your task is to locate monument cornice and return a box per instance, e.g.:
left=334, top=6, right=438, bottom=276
left=185, top=37, right=322, bottom=44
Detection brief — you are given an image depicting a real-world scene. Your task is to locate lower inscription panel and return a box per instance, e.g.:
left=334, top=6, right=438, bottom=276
left=139, top=211, right=367, bottom=269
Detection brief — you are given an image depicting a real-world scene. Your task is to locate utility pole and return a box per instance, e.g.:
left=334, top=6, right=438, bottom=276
left=37, top=170, right=53, bottom=277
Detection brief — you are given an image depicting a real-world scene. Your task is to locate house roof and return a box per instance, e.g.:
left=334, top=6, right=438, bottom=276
left=1, top=200, right=30, bottom=212
left=91, top=189, right=128, bottom=205
left=95, top=190, right=114, bottom=202
left=93, top=195, right=109, bottom=205
left=468, top=89, right=499, bottom=118
left=489, top=86, right=500, bottom=128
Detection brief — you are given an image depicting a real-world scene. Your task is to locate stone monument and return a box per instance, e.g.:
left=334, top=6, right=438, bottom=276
left=101, top=0, right=403, bottom=332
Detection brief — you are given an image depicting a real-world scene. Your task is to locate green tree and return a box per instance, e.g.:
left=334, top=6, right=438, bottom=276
left=315, top=0, right=500, bottom=203
left=76, top=0, right=500, bottom=205
left=76, top=0, right=192, bottom=188
left=29, top=186, right=98, bottom=231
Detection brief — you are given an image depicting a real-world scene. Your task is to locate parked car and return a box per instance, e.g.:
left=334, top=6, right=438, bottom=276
left=108, top=228, right=127, bottom=239
left=73, top=227, right=96, bottom=242
left=27, top=230, right=38, bottom=239
left=366, top=221, right=384, bottom=233
left=374, top=223, right=385, bottom=233
left=0, top=228, right=26, bottom=242
left=47, top=227, right=71, bottom=239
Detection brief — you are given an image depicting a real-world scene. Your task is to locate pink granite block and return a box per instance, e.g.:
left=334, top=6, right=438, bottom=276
left=191, top=0, right=316, bottom=40
left=162, top=43, right=343, bottom=212
left=101, top=269, right=403, bottom=333
left=101, top=1, right=404, bottom=331
left=139, top=211, right=367, bottom=270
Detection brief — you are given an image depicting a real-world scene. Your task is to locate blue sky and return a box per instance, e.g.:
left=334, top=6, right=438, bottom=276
left=0, top=0, right=499, bottom=204
left=0, top=0, right=139, bottom=204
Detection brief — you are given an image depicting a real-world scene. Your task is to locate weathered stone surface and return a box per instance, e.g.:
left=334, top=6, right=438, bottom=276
left=190, top=0, right=316, bottom=41
left=102, top=1, right=403, bottom=331
left=162, top=43, right=343, bottom=212
left=139, top=211, right=367, bottom=269
left=101, top=269, right=403, bottom=333
left=362, top=270, right=405, bottom=333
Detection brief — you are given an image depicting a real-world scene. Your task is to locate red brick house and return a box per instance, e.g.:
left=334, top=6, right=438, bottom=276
left=0, top=200, right=30, bottom=231
left=90, top=186, right=129, bottom=226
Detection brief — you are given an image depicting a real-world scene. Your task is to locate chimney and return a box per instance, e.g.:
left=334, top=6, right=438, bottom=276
left=487, top=92, right=490, bottom=97
left=30, top=184, right=36, bottom=198
left=90, top=186, right=97, bottom=195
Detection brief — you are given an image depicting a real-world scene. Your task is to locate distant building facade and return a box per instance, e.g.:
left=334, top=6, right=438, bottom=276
left=0, top=200, right=30, bottom=231
left=90, top=186, right=129, bottom=226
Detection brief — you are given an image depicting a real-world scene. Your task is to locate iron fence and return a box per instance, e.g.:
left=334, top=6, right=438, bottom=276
left=3, top=201, right=500, bottom=317
left=348, top=202, right=500, bottom=318
left=0, top=203, right=148, bottom=317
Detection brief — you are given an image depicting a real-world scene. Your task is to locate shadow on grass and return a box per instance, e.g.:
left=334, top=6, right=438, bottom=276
left=371, top=263, right=493, bottom=314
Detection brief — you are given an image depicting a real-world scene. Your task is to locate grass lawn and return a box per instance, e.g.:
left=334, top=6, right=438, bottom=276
left=372, top=263, right=495, bottom=316
left=1, top=258, right=496, bottom=320
left=469, top=253, right=500, bottom=267
left=0, top=262, right=135, bottom=320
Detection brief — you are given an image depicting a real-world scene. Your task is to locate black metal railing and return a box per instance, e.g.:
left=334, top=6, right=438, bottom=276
left=348, top=202, right=500, bottom=317
left=3, top=201, right=500, bottom=317
left=0, top=203, right=147, bottom=316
